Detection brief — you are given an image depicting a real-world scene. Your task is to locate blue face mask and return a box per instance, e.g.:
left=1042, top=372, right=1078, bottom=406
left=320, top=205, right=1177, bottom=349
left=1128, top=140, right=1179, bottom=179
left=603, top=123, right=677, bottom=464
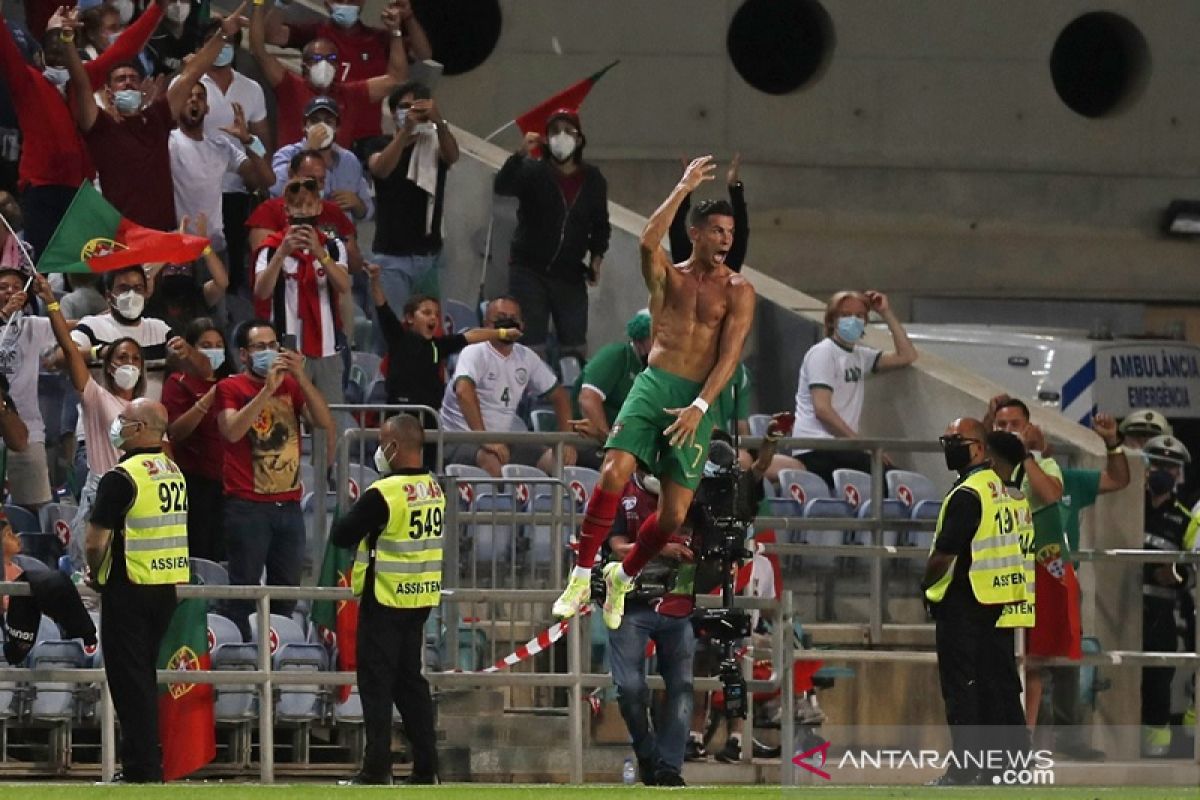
left=250, top=349, right=278, bottom=376
left=213, top=43, right=235, bottom=68
left=113, top=88, right=142, bottom=114
left=836, top=315, right=865, bottom=343
left=329, top=4, right=360, bottom=28
left=200, top=348, right=226, bottom=372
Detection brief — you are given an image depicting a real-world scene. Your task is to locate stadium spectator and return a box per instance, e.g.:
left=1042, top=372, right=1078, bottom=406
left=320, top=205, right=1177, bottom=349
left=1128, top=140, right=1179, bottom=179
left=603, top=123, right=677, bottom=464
left=252, top=164, right=351, bottom=406
left=1117, top=410, right=1172, bottom=451
left=249, top=0, right=405, bottom=149
left=170, top=84, right=273, bottom=264
left=60, top=4, right=245, bottom=231
left=570, top=309, right=652, bottom=469
left=162, top=317, right=231, bottom=561
left=194, top=16, right=271, bottom=293
left=270, top=96, right=373, bottom=223
left=144, top=0, right=204, bottom=76
left=0, top=192, right=28, bottom=270
left=216, top=319, right=333, bottom=639
left=0, top=266, right=54, bottom=510
left=78, top=3, right=122, bottom=60
left=0, top=4, right=162, bottom=257
left=365, top=81, right=458, bottom=314
left=59, top=273, right=108, bottom=319
left=439, top=296, right=576, bottom=477
left=790, top=290, right=917, bottom=486
left=263, top=0, right=432, bottom=85
left=366, top=263, right=513, bottom=409
left=0, top=374, right=28, bottom=455
left=669, top=153, right=748, bottom=271
left=494, top=109, right=610, bottom=361
left=247, top=149, right=363, bottom=272
left=39, top=272, right=147, bottom=573
left=144, top=216, right=230, bottom=336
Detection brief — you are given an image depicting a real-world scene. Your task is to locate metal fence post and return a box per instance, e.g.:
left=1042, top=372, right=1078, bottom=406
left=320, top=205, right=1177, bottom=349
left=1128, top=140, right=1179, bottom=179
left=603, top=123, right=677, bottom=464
left=567, top=609, right=584, bottom=784
left=780, top=590, right=796, bottom=787
left=443, top=475, right=460, bottom=665
left=101, top=680, right=115, bottom=782
left=257, top=592, right=274, bottom=784
left=869, top=446, right=885, bottom=644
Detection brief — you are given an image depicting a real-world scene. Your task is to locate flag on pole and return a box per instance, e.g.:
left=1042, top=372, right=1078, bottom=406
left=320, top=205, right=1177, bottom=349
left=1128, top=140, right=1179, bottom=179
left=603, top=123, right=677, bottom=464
left=514, top=60, right=619, bottom=135
left=37, top=182, right=208, bottom=274
left=312, top=515, right=358, bottom=703
left=156, top=581, right=216, bottom=781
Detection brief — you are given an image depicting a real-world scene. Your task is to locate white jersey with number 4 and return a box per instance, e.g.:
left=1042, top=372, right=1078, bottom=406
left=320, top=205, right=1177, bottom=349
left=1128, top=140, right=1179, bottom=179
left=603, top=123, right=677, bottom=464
left=439, top=342, right=559, bottom=433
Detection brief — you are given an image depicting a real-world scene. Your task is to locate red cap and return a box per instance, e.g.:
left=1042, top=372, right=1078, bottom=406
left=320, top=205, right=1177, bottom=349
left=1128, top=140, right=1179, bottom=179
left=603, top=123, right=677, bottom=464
left=545, top=108, right=582, bottom=135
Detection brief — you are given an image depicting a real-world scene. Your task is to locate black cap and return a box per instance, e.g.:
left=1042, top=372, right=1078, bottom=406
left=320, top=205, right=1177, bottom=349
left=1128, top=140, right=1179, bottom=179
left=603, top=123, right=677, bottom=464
left=303, top=96, right=340, bottom=120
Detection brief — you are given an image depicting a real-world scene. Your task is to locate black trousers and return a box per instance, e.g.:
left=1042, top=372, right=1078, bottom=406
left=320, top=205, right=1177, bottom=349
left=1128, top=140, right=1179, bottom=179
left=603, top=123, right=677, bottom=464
left=357, top=598, right=437, bottom=779
left=100, top=582, right=178, bottom=782
left=19, top=184, right=76, bottom=262
left=183, top=473, right=225, bottom=562
left=221, top=191, right=255, bottom=294
left=1142, top=598, right=1177, bottom=727
left=934, top=602, right=1026, bottom=774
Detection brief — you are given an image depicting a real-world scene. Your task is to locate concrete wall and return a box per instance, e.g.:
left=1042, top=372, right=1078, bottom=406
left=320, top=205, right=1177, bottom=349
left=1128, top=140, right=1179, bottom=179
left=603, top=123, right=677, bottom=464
left=427, top=0, right=1200, bottom=312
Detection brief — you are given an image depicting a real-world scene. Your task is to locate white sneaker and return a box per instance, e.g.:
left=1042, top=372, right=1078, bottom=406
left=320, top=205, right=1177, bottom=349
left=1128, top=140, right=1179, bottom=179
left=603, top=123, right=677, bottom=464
left=602, top=562, right=634, bottom=629
left=552, top=572, right=592, bottom=619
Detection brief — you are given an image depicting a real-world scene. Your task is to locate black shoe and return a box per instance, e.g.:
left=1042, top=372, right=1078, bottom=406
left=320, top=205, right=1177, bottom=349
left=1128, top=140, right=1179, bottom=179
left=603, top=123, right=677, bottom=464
left=402, top=774, right=439, bottom=785
left=637, top=758, right=657, bottom=786
left=653, top=769, right=686, bottom=787
left=1055, top=742, right=1105, bottom=761
left=714, top=738, right=742, bottom=763
left=684, top=739, right=707, bottom=761
left=925, top=770, right=981, bottom=786
left=338, top=771, right=394, bottom=785
left=752, top=739, right=782, bottom=759
left=108, top=771, right=160, bottom=784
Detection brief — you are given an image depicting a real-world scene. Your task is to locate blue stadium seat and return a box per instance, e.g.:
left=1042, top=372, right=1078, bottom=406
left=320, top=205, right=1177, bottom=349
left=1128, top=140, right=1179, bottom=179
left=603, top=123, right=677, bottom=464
left=4, top=504, right=40, bottom=533
left=802, top=497, right=856, bottom=572
left=558, top=356, right=582, bottom=388
left=832, top=468, right=872, bottom=511
left=274, top=643, right=327, bottom=725
left=442, top=299, right=478, bottom=335
left=886, top=470, right=940, bottom=509
left=563, top=466, right=600, bottom=513
left=208, top=613, right=243, bottom=652
left=191, top=557, right=230, bottom=588
left=249, top=613, right=307, bottom=661
left=855, top=498, right=910, bottom=549
left=747, top=414, right=771, bottom=438
left=530, top=408, right=558, bottom=433
left=27, top=640, right=86, bottom=721
left=471, top=494, right=518, bottom=569
left=17, top=532, right=63, bottom=568
left=212, top=642, right=259, bottom=766
left=445, top=464, right=494, bottom=510
left=778, top=469, right=831, bottom=507
left=37, top=503, right=75, bottom=549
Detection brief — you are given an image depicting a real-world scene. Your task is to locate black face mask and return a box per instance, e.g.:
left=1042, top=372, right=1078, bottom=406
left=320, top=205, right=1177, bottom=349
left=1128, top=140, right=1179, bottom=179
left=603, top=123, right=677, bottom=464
left=493, top=316, right=521, bottom=332
left=1147, top=468, right=1176, bottom=497
left=943, top=441, right=974, bottom=473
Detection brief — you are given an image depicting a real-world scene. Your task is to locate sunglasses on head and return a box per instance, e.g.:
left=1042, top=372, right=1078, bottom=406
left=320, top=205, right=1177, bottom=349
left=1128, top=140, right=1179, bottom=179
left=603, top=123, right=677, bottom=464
left=286, top=178, right=320, bottom=195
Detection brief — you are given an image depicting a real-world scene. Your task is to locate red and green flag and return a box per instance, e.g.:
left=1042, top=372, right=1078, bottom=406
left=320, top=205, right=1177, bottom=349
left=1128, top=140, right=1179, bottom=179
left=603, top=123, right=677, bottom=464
left=37, top=182, right=208, bottom=274
left=156, top=581, right=216, bottom=782
left=312, top=511, right=358, bottom=703
left=513, top=60, right=619, bottom=136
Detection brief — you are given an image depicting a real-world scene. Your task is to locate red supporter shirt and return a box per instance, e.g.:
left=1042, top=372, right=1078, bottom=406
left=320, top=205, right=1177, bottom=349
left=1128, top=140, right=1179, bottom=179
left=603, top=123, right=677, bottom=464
left=246, top=196, right=356, bottom=239
left=215, top=372, right=307, bottom=503
left=84, top=96, right=177, bottom=231
left=273, top=70, right=377, bottom=148
left=285, top=20, right=390, bottom=85
left=0, top=6, right=163, bottom=190
left=161, top=371, right=223, bottom=482
left=556, top=170, right=585, bottom=207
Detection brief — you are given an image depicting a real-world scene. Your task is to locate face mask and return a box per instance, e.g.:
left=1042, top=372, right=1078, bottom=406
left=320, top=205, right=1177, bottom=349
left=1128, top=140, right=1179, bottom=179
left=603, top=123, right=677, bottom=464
left=113, top=88, right=142, bottom=114
left=250, top=349, right=278, bottom=377
left=111, top=364, right=140, bottom=391
left=112, top=289, right=144, bottom=319
left=305, top=121, right=335, bottom=149
left=113, top=0, right=135, bottom=25
left=836, top=315, right=865, bottom=343
left=213, top=43, right=235, bottom=68
left=106, top=30, right=121, bottom=49
left=548, top=132, right=577, bottom=162
left=308, top=60, right=335, bottom=89
left=1147, top=468, right=1177, bottom=497
left=109, top=417, right=130, bottom=450
left=373, top=443, right=393, bottom=475
left=329, top=4, right=359, bottom=28
left=166, top=2, right=191, bottom=23
left=200, top=347, right=225, bottom=372
left=942, top=440, right=974, bottom=472
left=43, top=66, right=69, bottom=86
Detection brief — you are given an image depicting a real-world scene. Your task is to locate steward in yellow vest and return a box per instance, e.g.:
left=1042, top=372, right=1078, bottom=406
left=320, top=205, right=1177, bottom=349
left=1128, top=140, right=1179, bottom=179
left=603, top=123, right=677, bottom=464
left=86, top=399, right=187, bottom=784
left=329, top=414, right=442, bottom=786
left=921, top=419, right=1029, bottom=787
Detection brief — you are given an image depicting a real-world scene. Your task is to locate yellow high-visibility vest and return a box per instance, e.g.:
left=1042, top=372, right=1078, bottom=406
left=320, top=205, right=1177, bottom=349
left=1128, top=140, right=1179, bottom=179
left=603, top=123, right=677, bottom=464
left=997, top=487, right=1036, bottom=629
left=351, top=472, right=445, bottom=609
left=99, top=452, right=189, bottom=586
left=925, top=467, right=1026, bottom=606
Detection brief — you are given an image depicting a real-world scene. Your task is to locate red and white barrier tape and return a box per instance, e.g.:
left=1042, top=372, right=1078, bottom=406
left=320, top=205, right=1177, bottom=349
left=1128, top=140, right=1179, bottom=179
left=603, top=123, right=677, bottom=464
left=481, top=605, right=593, bottom=673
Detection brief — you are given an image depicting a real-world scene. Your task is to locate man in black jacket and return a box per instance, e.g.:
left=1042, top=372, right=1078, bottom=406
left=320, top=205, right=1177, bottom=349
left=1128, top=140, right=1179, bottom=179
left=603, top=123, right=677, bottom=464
left=494, top=109, right=610, bottom=361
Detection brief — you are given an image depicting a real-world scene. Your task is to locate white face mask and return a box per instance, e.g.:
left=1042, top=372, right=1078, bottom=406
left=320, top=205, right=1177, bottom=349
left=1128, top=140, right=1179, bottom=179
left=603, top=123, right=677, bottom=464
left=373, top=443, right=393, bottom=475
left=111, top=364, right=141, bottom=391
left=308, top=60, right=336, bottom=89
left=43, top=66, right=69, bottom=86
left=548, top=132, right=577, bottom=162
left=113, top=289, right=145, bottom=320
left=109, top=416, right=131, bottom=449
left=112, top=0, right=135, bottom=24
left=166, top=1, right=191, bottom=23
left=305, top=121, right=335, bottom=150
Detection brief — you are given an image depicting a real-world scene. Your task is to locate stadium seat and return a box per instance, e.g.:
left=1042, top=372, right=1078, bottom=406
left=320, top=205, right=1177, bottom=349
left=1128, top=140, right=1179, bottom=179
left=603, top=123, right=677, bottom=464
left=832, top=469, right=871, bottom=510
left=500, top=463, right=551, bottom=508
left=442, top=298, right=478, bottom=335
left=12, top=553, right=49, bottom=573
left=527, top=492, right=573, bottom=569
left=208, top=613, right=243, bottom=652
left=885, top=470, right=940, bottom=509
left=909, top=500, right=941, bottom=551
left=559, top=356, right=582, bottom=388
left=470, top=494, right=518, bottom=574
left=298, top=462, right=320, bottom=499
left=563, top=466, right=600, bottom=512
left=249, top=613, right=307, bottom=660
left=530, top=408, right=558, bottom=433
left=333, top=686, right=364, bottom=725
left=747, top=414, right=771, bottom=438
left=192, top=557, right=230, bottom=588
left=212, top=642, right=259, bottom=766
left=350, top=352, right=383, bottom=389
left=37, top=503, right=75, bottom=550
left=274, top=643, right=328, bottom=737
left=445, top=464, right=494, bottom=509
left=346, top=464, right=380, bottom=502
left=366, top=377, right=389, bottom=405
left=17, top=532, right=63, bottom=568
left=27, top=639, right=86, bottom=721
left=802, top=497, right=857, bottom=572
left=778, top=469, right=831, bottom=507
left=856, top=498, right=910, bottom=551
left=3, top=504, right=39, bottom=533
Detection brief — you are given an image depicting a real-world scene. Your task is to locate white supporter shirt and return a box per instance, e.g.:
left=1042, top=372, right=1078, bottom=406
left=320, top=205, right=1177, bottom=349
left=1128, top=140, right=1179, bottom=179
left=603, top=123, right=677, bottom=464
left=791, top=337, right=880, bottom=452
left=253, top=246, right=345, bottom=359
left=199, top=71, right=268, bottom=193
left=440, top=342, right=559, bottom=433
left=0, top=315, right=55, bottom=443
left=70, top=313, right=172, bottom=402
left=169, top=129, right=247, bottom=253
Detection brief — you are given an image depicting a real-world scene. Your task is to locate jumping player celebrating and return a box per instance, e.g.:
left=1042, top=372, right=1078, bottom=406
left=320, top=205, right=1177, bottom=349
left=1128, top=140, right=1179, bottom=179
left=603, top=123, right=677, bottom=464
left=554, top=155, right=756, bottom=629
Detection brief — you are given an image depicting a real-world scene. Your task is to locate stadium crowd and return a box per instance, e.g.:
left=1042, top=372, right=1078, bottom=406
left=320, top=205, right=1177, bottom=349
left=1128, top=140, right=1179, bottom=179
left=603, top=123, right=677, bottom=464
left=0, top=0, right=1194, bottom=787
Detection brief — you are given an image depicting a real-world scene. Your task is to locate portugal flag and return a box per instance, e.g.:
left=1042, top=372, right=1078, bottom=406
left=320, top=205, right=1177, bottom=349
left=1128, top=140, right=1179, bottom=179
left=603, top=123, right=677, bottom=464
left=513, top=60, right=619, bottom=135
left=37, top=182, right=208, bottom=273
left=312, top=520, right=358, bottom=703
left=156, top=582, right=216, bottom=781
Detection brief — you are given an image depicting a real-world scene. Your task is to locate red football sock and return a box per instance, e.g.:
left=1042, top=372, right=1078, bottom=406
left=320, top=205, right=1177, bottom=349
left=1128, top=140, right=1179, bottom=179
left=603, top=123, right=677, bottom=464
left=575, top=487, right=621, bottom=569
left=621, top=511, right=673, bottom=576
